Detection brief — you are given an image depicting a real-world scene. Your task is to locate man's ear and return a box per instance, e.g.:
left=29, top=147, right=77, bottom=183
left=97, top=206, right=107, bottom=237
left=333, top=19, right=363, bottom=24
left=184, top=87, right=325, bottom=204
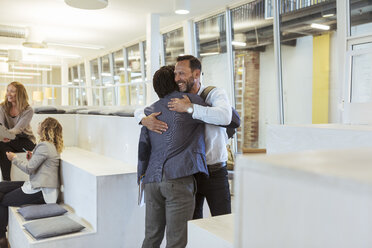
left=193, top=69, right=201, bottom=79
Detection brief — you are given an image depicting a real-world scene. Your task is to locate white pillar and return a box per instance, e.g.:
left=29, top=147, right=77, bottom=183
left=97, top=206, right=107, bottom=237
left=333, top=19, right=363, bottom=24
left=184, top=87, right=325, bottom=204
left=183, top=19, right=196, bottom=56
left=61, top=61, right=69, bottom=106
left=146, top=13, right=161, bottom=104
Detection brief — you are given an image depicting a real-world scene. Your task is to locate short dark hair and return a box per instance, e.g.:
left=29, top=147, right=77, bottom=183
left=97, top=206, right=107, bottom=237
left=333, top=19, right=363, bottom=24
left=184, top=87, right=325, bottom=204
left=176, top=55, right=202, bottom=72
left=153, top=65, right=177, bottom=98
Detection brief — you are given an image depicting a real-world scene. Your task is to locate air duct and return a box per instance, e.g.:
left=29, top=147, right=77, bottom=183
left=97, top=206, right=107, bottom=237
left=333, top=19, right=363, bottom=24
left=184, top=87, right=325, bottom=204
left=0, top=25, right=27, bottom=39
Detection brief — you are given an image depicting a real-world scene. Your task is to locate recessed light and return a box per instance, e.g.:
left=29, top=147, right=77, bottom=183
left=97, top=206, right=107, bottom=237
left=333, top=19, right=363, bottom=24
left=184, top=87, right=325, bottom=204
left=311, top=23, right=330, bottom=30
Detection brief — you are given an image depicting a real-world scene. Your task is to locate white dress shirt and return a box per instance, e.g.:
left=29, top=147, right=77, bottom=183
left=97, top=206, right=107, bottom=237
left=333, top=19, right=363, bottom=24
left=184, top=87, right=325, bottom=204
left=193, top=85, right=231, bottom=165
left=134, top=85, right=232, bottom=165
left=21, top=181, right=59, bottom=203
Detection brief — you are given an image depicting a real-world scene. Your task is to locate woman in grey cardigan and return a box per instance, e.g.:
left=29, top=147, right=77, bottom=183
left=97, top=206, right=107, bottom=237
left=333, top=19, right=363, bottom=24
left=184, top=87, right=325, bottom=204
left=0, top=117, right=64, bottom=248
left=0, top=81, right=36, bottom=181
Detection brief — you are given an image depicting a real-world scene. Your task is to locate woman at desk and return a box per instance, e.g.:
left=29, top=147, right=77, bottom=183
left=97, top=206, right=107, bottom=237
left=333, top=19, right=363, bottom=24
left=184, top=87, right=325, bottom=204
left=0, top=82, right=35, bottom=181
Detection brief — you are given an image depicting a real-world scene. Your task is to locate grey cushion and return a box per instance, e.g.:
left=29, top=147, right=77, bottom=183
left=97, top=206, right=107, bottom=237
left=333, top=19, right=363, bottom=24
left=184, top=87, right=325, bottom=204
left=18, top=204, right=67, bottom=220
left=112, top=107, right=135, bottom=117
left=33, top=106, right=57, bottom=113
left=23, top=215, right=85, bottom=239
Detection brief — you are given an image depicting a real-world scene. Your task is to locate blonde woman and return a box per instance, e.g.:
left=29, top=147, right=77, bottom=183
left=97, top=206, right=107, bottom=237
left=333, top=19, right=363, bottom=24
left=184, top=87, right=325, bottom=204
left=0, top=81, right=36, bottom=181
left=0, top=117, right=63, bottom=247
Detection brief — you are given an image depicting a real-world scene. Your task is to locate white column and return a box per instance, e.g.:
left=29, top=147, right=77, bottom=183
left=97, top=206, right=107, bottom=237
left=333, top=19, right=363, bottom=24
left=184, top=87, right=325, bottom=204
left=337, top=0, right=348, bottom=121
left=61, top=61, right=69, bottom=106
left=183, top=19, right=195, bottom=56
left=146, top=13, right=161, bottom=104
left=84, top=59, right=93, bottom=106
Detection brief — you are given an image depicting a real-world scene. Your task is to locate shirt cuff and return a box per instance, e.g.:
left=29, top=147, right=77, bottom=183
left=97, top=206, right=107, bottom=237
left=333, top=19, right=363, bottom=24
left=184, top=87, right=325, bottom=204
left=136, top=113, right=146, bottom=125
left=192, top=103, right=205, bottom=120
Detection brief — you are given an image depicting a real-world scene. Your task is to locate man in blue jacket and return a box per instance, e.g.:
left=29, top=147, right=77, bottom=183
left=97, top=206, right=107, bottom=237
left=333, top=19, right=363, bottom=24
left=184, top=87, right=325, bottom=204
left=137, top=65, right=208, bottom=248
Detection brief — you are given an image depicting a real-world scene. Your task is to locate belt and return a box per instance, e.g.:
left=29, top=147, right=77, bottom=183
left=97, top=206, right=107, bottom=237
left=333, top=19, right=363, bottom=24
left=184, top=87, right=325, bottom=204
left=207, top=162, right=226, bottom=172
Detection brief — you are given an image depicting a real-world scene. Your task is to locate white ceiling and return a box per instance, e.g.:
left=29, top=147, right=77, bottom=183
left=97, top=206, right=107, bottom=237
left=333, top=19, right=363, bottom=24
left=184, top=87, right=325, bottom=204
left=0, top=0, right=244, bottom=65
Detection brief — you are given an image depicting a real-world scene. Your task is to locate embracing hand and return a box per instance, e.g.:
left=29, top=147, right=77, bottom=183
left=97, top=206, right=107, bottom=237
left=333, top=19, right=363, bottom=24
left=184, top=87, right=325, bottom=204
left=6, top=152, right=16, bottom=161
left=141, top=112, right=168, bottom=134
left=168, top=95, right=192, bottom=113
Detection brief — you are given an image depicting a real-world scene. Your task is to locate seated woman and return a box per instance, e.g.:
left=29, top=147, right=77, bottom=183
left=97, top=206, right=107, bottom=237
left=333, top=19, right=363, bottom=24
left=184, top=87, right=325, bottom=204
left=0, top=117, right=64, bottom=248
left=0, top=81, right=36, bottom=181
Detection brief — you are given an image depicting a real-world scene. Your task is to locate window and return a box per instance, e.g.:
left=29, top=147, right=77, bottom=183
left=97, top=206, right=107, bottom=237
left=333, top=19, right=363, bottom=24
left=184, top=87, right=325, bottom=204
left=350, top=0, right=372, bottom=36
left=113, top=49, right=128, bottom=105
left=101, top=54, right=115, bottom=105
left=90, top=58, right=101, bottom=105
left=163, top=28, right=185, bottom=65
left=127, top=43, right=145, bottom=105
left=231, top=1, right=275, bottom=151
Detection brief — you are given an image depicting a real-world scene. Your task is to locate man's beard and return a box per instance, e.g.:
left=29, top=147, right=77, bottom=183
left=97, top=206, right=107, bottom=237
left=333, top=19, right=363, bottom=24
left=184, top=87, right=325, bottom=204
left=177, top=76, right=195, bottom=93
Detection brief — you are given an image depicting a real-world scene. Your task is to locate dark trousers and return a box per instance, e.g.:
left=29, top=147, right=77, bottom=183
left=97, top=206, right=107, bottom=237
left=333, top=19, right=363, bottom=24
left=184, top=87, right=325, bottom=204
left=0, top=181, right=45, bottom=237
left=193, top=166, right=231, bottom=219
left=0, top=138, right=35, bottom=181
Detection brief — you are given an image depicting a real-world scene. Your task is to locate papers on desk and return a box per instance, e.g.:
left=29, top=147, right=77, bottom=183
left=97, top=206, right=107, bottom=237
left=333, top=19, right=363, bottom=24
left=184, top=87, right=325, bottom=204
left=0, top=125, right=15, bottom=141
left=138, top=176, right=145, bottom=207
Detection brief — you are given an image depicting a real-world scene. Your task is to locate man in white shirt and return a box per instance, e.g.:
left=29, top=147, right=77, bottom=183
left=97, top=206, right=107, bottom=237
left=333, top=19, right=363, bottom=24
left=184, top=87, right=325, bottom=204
left=136, top=55, right=232, bottom=219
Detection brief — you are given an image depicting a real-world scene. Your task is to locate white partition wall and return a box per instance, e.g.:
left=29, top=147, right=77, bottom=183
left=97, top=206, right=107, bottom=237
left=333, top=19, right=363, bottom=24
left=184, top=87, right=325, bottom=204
left=234, top=149, right=372, bottom=248
left=266, top=124, right=372, bottom=154
left=76, top=115, right=141, bottom=164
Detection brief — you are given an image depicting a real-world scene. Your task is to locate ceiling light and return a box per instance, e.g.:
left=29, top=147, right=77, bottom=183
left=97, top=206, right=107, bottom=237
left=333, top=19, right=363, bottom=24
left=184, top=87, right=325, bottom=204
left=322, top=9, right=336, bottom=18
left=26, top=51, right=81, bottom=59
left=322, top=13, right=335, bottom=17
left=47, top=42, right=105, bottom=50
left=2, top=72, right=40, bottom=76
left=310, top=23, right=330, bottom=30
left=232, top=41, right=247, bottom=47
left=12, top=65, right=52, bottom=71
left=174, top=0, right=190, bottom=15
left=200, top=52, right=219, bottom=57
left=0, top=75, right=33, bottom=79
left=65, top=0, right=108, bottom=10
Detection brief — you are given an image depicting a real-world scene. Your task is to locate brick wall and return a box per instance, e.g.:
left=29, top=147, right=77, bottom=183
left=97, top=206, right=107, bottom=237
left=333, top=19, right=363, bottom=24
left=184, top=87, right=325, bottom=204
left=234, top=50, right=260, bottom=151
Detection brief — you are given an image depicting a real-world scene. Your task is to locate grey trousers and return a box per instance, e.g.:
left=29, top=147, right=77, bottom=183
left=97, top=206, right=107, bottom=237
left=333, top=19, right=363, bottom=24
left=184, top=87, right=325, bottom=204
left=142, top=176, right=195, bottom=248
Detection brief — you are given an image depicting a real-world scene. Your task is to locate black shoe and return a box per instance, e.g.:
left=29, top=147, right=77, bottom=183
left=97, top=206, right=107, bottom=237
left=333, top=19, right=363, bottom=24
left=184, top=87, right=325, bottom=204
left=0, top=237, right=8, bottom=248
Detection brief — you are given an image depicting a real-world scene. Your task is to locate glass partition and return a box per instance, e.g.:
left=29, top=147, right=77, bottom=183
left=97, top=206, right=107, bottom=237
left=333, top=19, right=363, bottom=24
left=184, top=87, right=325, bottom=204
left=101, top=54, right=115, bottom=105
left=231, top=0, right=276, bottom=152
left=90, top=58, right=101, bottom=105
left=70, top=65, right=80, bottom=106
left=163, top=27, right=185, bottom=65
left=79, top=63, right=87, bottom=105
left=113, top=49, right=128, bottom=105
left=350, top=42, right=372, bottom=102
left=350, top=0, right=372, bottom=36
left=195, top=13, right=229, bottom=91
left=127, top=44, right=144, bottom=105
left=279, top=0, right=337, bottom=125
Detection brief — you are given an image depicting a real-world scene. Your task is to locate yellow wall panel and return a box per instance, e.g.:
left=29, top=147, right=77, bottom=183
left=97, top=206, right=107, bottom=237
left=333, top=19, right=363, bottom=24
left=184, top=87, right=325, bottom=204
left=312, top=33, right=330, bottom=124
